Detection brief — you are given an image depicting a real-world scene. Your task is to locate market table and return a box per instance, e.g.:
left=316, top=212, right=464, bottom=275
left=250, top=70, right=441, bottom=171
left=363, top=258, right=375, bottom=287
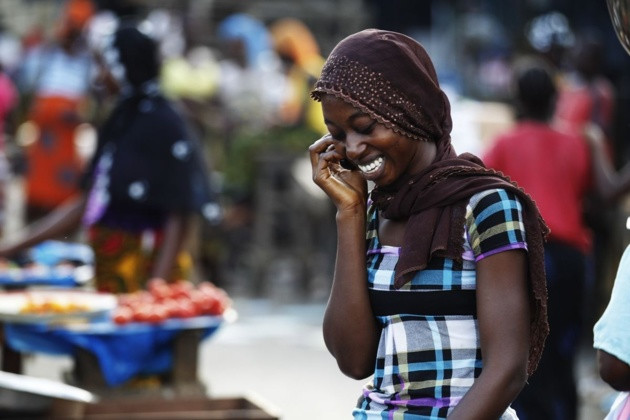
left=0, top=288, right=236, bottom=398
left=0, top=240, right=94, bottom=373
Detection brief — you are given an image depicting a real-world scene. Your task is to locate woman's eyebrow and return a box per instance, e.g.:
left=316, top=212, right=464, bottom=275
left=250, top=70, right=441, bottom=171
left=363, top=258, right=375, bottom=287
left=324, top=111, right=370, bottom=126
left=348, top=111, right=370, bottom=122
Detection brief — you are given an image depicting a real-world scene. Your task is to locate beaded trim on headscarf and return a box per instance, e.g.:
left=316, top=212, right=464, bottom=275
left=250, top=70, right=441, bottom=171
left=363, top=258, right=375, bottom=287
left=311, top=54, right=436, bottom=142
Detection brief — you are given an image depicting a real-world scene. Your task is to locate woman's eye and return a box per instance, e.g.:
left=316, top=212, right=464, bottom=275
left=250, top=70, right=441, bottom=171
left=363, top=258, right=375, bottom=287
left=330, top=132, right=345, bottom=141
left=356, top=122, right=376, bottom=135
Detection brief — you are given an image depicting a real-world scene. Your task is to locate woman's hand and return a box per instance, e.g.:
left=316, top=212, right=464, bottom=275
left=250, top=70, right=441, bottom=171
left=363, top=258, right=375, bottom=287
left=309, top=134, right=367, bottom=212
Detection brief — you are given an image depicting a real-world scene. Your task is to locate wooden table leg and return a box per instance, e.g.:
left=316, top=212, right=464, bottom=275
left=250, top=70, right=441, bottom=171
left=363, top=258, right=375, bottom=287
left=171, top=328, right=206, bottom=397
left=0, top=323, right=23, bottom=373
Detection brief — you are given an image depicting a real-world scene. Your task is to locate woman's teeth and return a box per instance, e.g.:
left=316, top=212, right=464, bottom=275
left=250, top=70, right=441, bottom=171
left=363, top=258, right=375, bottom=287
left=358, top=156, right=384, bottom=174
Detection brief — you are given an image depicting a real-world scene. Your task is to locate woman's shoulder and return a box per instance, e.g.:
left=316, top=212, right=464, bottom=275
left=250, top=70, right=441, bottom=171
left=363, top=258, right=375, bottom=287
left=467, top=188, right=521, bottom=211
left=135, top=96, right=189, bottom=135
left=465, top=187, right=525, bottom=229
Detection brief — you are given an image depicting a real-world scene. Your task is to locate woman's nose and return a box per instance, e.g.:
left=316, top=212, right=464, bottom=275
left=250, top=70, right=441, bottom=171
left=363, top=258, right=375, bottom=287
left=344, top=133, right=365, bottom=159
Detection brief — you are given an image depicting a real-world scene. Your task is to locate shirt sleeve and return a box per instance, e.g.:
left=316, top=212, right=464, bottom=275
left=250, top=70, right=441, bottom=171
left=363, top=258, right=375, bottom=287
left=594, top=244, right=630, bottom=366
left=465, top=188, right=528, bottom=261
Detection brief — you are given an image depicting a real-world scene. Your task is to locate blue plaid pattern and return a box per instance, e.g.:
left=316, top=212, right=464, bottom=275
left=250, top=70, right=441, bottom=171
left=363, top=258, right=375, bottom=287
left=353, top=189, right=527, bottom=419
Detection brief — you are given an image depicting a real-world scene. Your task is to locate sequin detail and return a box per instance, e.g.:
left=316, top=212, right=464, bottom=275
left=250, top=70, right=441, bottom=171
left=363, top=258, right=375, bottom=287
left=311, top=54, right=437, bottom=141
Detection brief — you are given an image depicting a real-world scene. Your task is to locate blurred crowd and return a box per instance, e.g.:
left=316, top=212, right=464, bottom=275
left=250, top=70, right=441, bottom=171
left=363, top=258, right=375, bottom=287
left=0, top=0, right=626, bottom=301
left=0, top=0, right=334, bottom=294
left=0, top=0, right=627, bottom=418
left=0, top=0, right=625, bottom=292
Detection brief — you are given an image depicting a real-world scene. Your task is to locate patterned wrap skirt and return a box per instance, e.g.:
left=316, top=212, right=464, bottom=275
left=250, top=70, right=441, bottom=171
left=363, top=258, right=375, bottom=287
left=88, top=224, right=192, bottom=293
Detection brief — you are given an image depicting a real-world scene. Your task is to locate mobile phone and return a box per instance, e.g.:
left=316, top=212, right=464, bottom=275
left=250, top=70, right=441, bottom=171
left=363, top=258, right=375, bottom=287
left=340, top=158, right=358, bottom=170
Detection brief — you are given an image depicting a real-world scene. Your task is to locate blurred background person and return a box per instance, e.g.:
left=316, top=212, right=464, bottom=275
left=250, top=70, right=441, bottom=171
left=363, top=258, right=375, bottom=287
left=215, top=12, right=287, bottom=139
left=0, top=60, right=17, bottom=236
left=482, top=58, right=621, bottom=420
left=554, top=32, right=616, bottom=145
left=0, top=48, right=18, bottom=376
left=0, top=25, right=221, bottom=294
left=269, top=17, right=326, bottom=135
left=552, top=32, right=622, bottom=328
left=13, top=0, right=97, bottom=224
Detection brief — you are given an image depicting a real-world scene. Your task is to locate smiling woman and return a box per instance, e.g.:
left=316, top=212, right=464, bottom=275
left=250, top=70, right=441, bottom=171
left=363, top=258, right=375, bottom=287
left=308, top=29, right=550, bottom=419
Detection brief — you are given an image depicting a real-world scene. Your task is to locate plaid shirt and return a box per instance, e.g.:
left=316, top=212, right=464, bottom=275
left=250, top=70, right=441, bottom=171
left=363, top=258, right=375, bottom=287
left=353, top=189, right=527, bottom=419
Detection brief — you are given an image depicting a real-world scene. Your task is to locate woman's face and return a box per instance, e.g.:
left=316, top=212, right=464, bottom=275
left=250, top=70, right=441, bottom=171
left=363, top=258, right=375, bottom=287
left=321, top=95, right=436, bottom=186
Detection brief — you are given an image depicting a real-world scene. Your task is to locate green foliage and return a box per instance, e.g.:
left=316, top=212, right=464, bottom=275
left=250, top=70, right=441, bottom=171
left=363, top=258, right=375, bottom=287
left=221, top=125, right=319, bottom=198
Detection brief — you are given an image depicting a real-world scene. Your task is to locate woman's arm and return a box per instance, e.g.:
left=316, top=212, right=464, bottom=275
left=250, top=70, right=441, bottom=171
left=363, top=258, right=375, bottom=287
left=151, top=212, right=191, bottom=281
left=584, top=123, right=630, bottom=202
left=323, top=207, right=381, bottom=379
left=0, top=195, right=86, bottom=257
left=598, top=349, right=630, bottom=391
left=448, top=249, right=530, bottom=419
left=310, top=135, right=380, bottom=379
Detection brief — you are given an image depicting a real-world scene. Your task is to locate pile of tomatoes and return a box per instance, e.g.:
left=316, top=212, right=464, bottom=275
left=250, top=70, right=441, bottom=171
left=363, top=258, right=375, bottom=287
left=112, top=278, right=231, bottom=325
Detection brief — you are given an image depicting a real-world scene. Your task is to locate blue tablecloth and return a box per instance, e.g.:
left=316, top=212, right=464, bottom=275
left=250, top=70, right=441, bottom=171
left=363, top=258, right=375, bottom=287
left=4, top=315, right=225, bottom=386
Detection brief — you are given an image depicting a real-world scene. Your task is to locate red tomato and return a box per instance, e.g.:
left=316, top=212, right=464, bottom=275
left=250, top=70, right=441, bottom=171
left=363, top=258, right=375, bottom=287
left=149, top=284, right=171, bottom=301
left=112, top=306, right=134, bottom=325
left=132, top=304, right=154, bottom=322
left=145, top=304, right=169, bottom=324
left=160, top=298, right=180, bottom=318
left=169, top=280, right=194, bottom=299
left=189, top=290, right=208, bottom=313
left=130, top=290, right=154, bottom=304
left=203, top=293, right=222, bottom=315
left=147, top=278, right=170, bottom=299
left=208, top=297, right=228, bottom=316
left=174, top=298, right=197, bottom=318
left=197, top=281, right=217, bottom=294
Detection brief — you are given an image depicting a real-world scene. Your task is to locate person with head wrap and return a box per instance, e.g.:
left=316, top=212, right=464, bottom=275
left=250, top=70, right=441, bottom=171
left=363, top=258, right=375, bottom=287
left=0, top=26, right=221, bottom=293
left=15, top=0, right=96, bottom=223
left=309, top=29, right=549, bottom=419
left=269, top=17, right=327, bottom=134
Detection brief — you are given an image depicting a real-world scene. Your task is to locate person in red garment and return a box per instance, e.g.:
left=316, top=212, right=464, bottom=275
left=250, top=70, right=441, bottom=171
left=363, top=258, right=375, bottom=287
left=16, top=0, right=96, bottom=222
left=482, top=57, right=620, bottom=420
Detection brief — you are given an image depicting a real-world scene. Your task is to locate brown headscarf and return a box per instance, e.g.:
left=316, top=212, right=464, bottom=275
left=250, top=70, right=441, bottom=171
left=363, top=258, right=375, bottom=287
left=312, top=29, right=550, bottom=376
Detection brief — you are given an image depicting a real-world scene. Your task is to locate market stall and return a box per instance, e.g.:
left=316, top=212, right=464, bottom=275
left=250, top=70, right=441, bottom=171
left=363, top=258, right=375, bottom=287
left=0, top=277, right=233, bottom=389
left=0, top=242, right=278, bottom=418
left=1, top=287, right=234, bottom=392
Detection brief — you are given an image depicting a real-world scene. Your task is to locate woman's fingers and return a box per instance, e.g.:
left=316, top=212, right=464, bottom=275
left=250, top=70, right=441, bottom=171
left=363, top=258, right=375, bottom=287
left=309, top=134, right=367, bottom=208
left=309, top=134, right=341, bottom=182
left=309, top=134, right=334, bottom=167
